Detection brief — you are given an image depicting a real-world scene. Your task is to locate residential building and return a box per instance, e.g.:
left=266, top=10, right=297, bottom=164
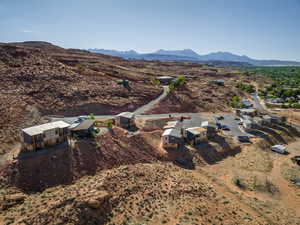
left=115, top=112, right=135, bottom=129
left=21, top=121, right=70, bottom=151
left=211, top=80, right=225, bottom=86
left=185, top=127, right=207, bottom=145
left=270, top=114, right=285, bottom=124
left=70, top=119, right=95, bottom=137
left=181, top=118, right=203, bottom=137
left=241, top=99, right=253, bottom=108
left=262, top=115, right=272, bottom=125
left=243, top=119, right=254, bottom=131
left=163, top=121, right=181, bottom=130
left=157, top=76, right=175, bottom=85
left=253, top=116, right=263, bottom=127
left=201, top=120, right=217, bottom=138
left=236, top=108, right=256, bottom=117
left=162, top=128, right=182, bottom=148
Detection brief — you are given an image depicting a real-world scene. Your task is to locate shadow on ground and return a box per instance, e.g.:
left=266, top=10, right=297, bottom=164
left=194, top=135, right=241, bottom=165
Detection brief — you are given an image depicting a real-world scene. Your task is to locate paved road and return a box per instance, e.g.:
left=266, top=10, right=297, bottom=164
left=51, top=112, right=251, bottom=138
left=252, top=93, right=268, bottom=114
left=134, top=86, right=169, bottom=114
left=49, top=86, right=252, bottom=138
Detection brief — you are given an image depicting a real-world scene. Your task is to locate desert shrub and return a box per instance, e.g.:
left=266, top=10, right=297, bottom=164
left=230, top=96, right=243, bottom=108
left=76, top=64, right=87, bottom=71
left=236, top=83, right=255, bottom=93
left=150, top=77, right=160, bottom=87
left=89, top=113, right=95, bottom=120
left=107, top=120, right=113, bottom=128
left=233, top=176, right=246, bottom=189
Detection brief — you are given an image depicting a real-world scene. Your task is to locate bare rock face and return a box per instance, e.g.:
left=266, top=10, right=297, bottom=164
left=0, top=190, right=26, bottom=210
left=77, top=190, right=111, bottom=209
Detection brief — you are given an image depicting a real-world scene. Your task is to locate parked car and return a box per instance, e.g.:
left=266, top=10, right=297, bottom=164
left=75, top=116, right=89, bottom=123
left=221, top=125, right=230, bottom=130
left=217, top=116, right=224, bottom=120
left=237, top=136, right=250, bottom=142
left=235, top=117, right=241, bottom=121
left=291, top=155, right=300, bottom=165
left=78, top=116, right=89, bottom=122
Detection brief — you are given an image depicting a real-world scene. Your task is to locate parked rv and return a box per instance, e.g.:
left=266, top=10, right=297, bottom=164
left=271, top=145, right=287, bottom=154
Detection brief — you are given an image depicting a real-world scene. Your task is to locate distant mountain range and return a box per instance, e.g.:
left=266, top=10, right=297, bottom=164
left=88, top=48, right=300, bottom=66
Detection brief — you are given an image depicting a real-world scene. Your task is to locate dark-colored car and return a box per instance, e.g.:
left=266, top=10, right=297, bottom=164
left=217, top=116, right=224, bottom=120
left=291, top=156, right=300, bottom=165
left=221, top=125, right=230, bottom=130
left=237, top=136, right=250, bottom=142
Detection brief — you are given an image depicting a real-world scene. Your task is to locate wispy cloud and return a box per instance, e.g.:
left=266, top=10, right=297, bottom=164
left=20, top=29, right=34, bottom=33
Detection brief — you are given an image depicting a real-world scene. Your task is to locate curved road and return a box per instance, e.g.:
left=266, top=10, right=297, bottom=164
left=134, top=86, right=169, bottom=114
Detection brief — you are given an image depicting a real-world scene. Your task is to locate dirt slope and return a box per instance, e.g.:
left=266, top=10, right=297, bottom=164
left=0, top=163, right=271, bottom=225
left=0, top=42, right=162, bottom=155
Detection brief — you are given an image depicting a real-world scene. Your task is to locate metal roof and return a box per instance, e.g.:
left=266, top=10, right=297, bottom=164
left=116, top=112, right=135, bottom=119
left=186, top=127, right=206, bottom=135
left=182, top=118, right=203, bottom=129
left=239, top=108, right=256, bottom=113
left=271, top=145, right=286, bottom=151
left=163, top=121, right=180, bottom=130
left=71, top=119, right=94, bottom=131
left=157, top=76, right=174, bottom=79
left=253, top=117, right=263, bottom=122
left=22, top=121, right=70, bottom=136
left=263, top=115, right=271, bottom=119
left=162, top=128, right=182, bottom=138
left=201, top=120, right=217, bottom=128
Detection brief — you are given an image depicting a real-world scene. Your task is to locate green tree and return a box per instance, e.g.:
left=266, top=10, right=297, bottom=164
left=89, top=113, right=95, bottom=120
left=107, top=120, right=113, bottom=128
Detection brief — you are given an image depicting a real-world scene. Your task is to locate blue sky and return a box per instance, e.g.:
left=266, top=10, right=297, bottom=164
left=0, top=0, right=300, bottom=61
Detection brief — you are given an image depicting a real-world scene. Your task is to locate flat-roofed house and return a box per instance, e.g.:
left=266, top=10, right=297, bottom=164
left=236, top=108, right=256, bottom=117
left=162, top=128, right=182, bottom=148
left=243, top=120, right=254, bottom=131
left=181, top=118, right=203, bottom=138
left=185, top=127, right=207, bottom=145
left=115, top=112, right=135, bottom=129
left=157, top=76, right=175, bottom=85
left=201, top=120, right=217, bottom=138
left=253, top=116, right=263, bottom=128
left=262, top=115, right=272, bottom=125
left=211, top=80, right=225, bottom=86
left=163, top=121, right=181, bottom=130
left=70, top=119, right=95, bottom=137
left=241, top=99, right=253, bottom=108
left=21, top=121, right=70, bottom=151
left=270, top=114, right=285, bottom=124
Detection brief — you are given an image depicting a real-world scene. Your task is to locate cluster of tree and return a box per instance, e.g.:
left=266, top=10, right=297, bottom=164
left=260, top=84, right=300, bottom=99
left=281, top=103, right=300, bottom=109
left=230, top=96, right=243, bottom=108
left=169, top=75, right=186, bottom=92
left=248, top=67, right=300, bottom=87
left=235, top=83, right=255, bottom=93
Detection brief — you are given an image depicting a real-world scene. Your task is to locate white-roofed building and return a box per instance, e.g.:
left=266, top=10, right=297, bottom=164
left=115, top=112, right=135, bottom=129
left=185, top=127, right=207, bottom=145
left=21, top=121, right=70, bottom=151
left=162, top=128, right=183, bottom=148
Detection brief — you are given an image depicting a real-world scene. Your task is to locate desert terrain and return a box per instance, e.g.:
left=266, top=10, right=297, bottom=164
left=0, top=42, right=299, bottom=225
